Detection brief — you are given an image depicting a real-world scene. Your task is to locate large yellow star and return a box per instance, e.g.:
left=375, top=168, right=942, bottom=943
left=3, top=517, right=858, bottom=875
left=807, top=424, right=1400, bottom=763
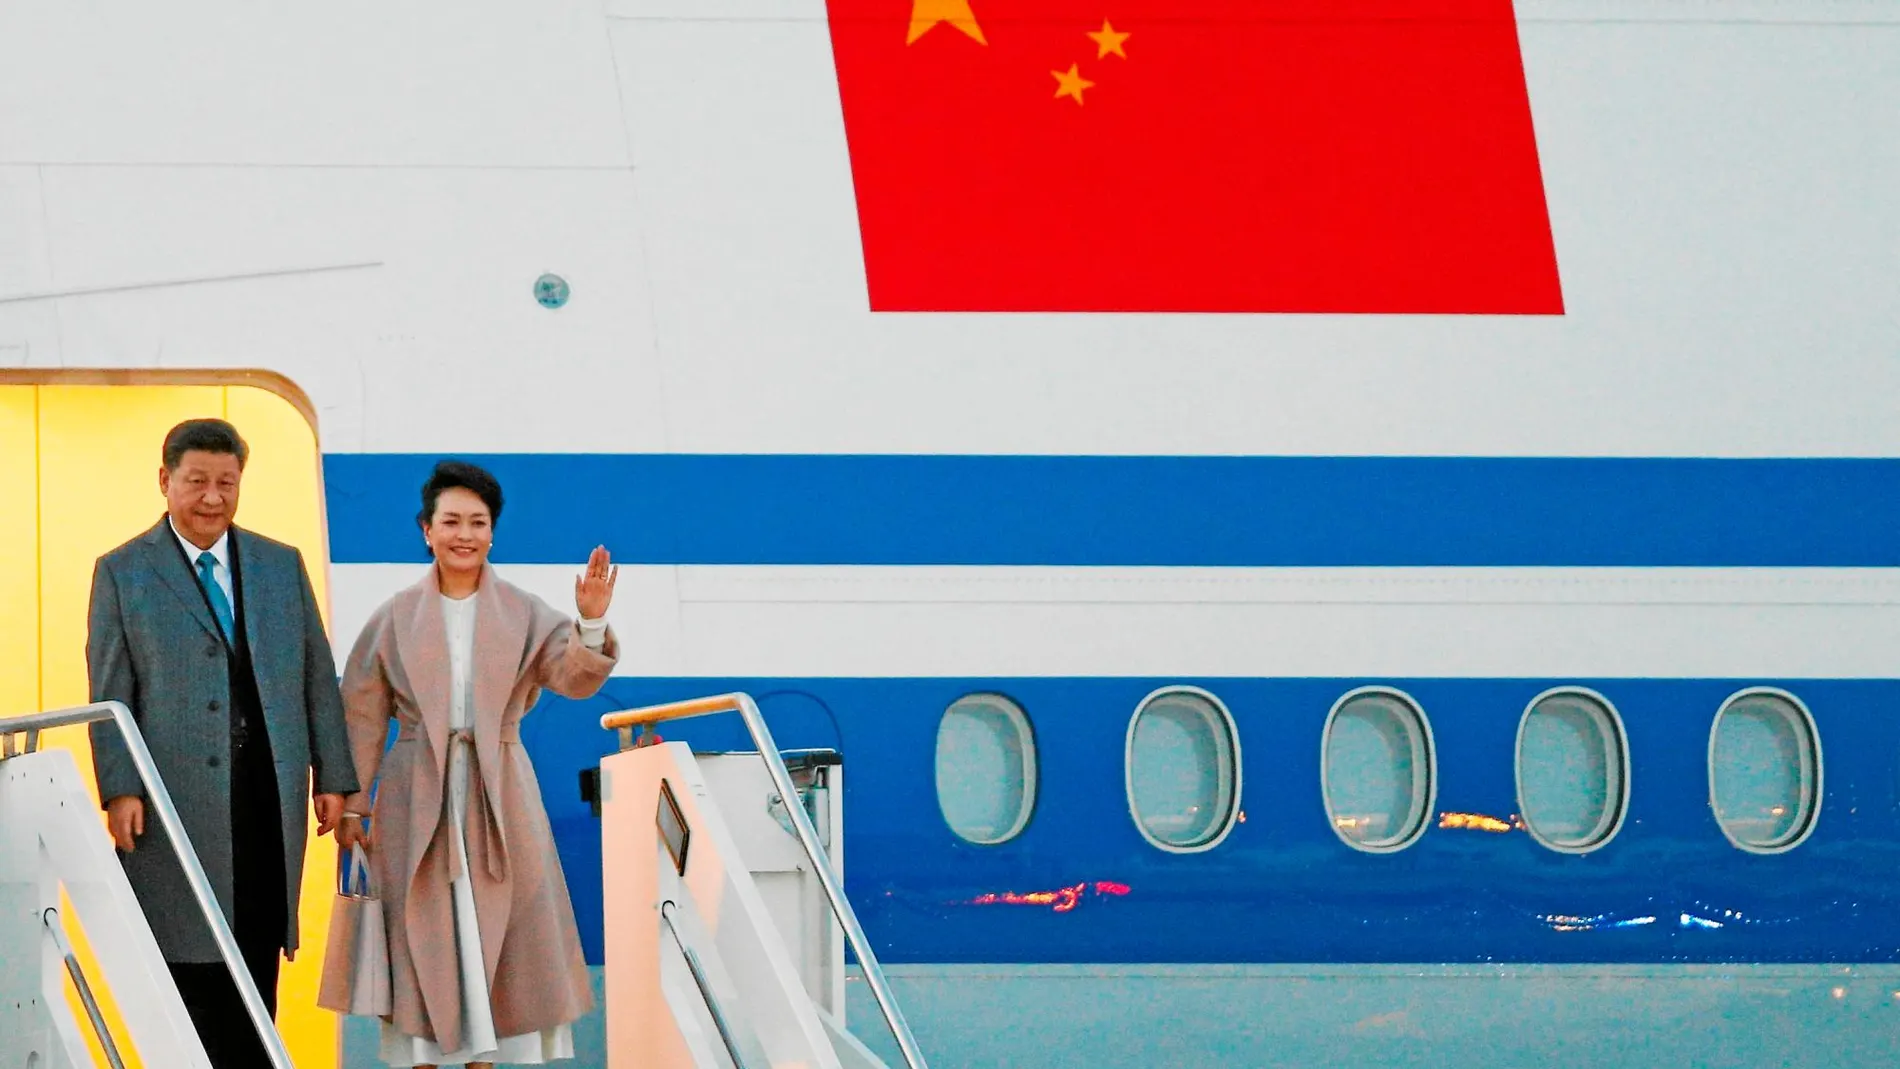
left=1087, top=19, right=1130, bottom=59
left=908, top=0, right=986, bottom=45
left=1051, top=63, right=1095, bottom=105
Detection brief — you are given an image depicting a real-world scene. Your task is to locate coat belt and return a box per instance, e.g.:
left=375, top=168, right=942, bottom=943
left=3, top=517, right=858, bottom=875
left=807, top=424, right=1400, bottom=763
left=399, top=723, right=514, bottom=883
left=395, top=723, right=521, bottom=743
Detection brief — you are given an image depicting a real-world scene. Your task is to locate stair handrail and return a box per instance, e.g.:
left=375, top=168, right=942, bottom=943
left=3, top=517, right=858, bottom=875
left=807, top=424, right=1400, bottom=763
left=603, top=692, right=928, bottom=1069
left=1, top=701, right=294, bottom=1069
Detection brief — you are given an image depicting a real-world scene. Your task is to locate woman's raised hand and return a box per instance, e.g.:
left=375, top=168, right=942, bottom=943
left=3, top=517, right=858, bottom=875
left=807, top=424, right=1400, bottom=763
left=575, top=544, right=619, bottom=620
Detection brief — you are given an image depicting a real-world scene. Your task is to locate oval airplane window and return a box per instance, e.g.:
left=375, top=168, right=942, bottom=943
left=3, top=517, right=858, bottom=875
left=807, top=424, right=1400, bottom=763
left=935, top=694, right=1037, bottom=844
left=1516, top=689, right=1629, bottom=853
left=1322, top=688, right=1435, bottom=852
left=1125, top=687, right=1240, bottom=852
left=1709, top=689, right=1821, bottom=854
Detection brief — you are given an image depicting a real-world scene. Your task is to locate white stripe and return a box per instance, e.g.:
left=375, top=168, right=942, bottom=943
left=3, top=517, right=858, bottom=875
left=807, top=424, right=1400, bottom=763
left=327, top=565, right=1900, bottom=679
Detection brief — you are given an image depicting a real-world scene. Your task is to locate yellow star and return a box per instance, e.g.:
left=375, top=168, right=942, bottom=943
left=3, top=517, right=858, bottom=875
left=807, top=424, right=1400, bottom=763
left=1087, top=19, right=1130, bottom=59
left=908, top=0, right=986, bottom=45
left=1051, top=63, right=1095, bottom=105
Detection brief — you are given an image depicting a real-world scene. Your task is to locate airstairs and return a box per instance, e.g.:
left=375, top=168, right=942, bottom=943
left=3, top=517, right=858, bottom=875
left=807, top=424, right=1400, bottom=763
left=0, top=701, right=292, bottom=1069
left=596, top=693, right=928, bottom=1069
left=2, top=694, right=927, bottom=1069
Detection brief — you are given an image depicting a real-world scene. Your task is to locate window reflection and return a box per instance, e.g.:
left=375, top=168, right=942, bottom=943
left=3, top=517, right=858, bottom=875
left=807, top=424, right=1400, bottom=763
left=935, top=694, right=1037, bottom=844
left=1127, top=689, right=1239, bottom=851
left=1711, top=690, right=1820, bottom=852
left=1324, top=690, right=1433, bottom=851
left=1517, top=690, right=1628, bottom=853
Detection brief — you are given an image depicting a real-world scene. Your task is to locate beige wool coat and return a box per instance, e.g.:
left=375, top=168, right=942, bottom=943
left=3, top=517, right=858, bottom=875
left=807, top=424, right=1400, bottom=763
left=337, top=564, right=618, bottom=1052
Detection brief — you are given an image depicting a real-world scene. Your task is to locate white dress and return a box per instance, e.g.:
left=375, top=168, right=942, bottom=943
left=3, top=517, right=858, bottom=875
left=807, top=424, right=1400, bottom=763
left=380, top=594, right=577, bottom=1067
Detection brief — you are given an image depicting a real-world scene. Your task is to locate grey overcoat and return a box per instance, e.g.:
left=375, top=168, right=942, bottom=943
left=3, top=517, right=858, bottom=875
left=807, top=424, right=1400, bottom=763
left=87, top=517, right=359, bottom=962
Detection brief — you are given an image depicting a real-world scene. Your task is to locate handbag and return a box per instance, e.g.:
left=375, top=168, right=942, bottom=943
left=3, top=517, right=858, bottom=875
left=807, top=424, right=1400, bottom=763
left=317, top=842, right=391, bottom=1016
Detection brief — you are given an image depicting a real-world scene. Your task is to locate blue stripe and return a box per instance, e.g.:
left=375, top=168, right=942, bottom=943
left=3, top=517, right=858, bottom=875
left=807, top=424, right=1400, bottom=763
left=526, top=676, right=1900, bottom=967
left=322, top=454, right=1900, bottom=566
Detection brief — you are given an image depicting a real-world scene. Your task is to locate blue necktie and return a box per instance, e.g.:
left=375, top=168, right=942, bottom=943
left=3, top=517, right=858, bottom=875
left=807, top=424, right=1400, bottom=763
left=196, top=551, right=235, bottom=644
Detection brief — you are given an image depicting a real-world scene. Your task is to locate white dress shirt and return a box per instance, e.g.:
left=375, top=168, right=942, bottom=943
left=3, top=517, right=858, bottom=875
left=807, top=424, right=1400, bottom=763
left=169, top=517, right=233, bottom=607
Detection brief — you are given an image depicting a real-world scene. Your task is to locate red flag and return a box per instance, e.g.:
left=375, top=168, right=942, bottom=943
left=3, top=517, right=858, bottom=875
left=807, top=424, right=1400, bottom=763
left=825, top=0, right=1563, bottom=313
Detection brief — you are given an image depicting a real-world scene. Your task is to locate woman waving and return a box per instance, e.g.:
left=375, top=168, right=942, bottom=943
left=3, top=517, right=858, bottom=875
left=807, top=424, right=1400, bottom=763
left=335, top=460, right=617, bottom=1068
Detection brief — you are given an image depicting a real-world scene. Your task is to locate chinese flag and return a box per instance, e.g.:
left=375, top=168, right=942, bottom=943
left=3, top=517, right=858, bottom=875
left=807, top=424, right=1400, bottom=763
left=825, top=0, right=1563, bottom=313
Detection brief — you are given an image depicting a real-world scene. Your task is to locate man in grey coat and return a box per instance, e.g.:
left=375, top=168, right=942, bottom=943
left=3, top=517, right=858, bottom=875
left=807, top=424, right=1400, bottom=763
left=87, top=417, right=358, bottom=1068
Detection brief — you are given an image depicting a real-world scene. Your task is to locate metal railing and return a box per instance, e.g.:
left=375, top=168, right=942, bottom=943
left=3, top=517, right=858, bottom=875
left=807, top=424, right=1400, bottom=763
left=602, top=692, right=930, bottom=1069
left=0, top=701, right=294, bottom=1069
left=44, top=906, right=130, bottom=1069
left=661, top=900, right=757, bottom=1069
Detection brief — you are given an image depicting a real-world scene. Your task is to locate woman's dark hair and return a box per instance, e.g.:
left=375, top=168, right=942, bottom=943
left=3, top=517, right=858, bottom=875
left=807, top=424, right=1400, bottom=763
left=418, top=460, right=504, bottom=528
left=162, top=418, right=249, bottom=470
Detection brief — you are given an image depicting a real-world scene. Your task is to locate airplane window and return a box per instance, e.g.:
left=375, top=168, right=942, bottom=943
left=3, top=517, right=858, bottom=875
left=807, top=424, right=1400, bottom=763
left=1126, top=687, right=1240, bottom=852
left=1323, top=689, right=1435, bottom=852
left=1710, top=689, right=1821, bottom=853
left=1516, top=689, right=1629, bottom=853
left=935, top=693, right=1038, bottom=844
